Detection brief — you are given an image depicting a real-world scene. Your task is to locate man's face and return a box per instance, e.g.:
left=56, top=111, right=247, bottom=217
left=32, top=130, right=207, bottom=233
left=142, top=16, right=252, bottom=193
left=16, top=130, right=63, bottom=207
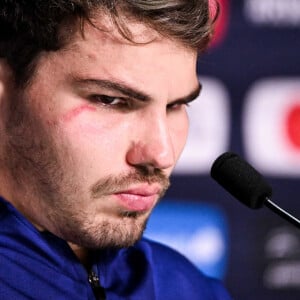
left=0, top=15, right=199, bottom=249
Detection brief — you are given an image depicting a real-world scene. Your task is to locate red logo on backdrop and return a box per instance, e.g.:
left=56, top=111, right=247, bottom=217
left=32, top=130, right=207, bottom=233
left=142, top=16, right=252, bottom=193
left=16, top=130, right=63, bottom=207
left=285, top=100, right=300, bottom=151
left=209, top=0, right=229, bottom=48
left=243, top=78, right=300, bottom=176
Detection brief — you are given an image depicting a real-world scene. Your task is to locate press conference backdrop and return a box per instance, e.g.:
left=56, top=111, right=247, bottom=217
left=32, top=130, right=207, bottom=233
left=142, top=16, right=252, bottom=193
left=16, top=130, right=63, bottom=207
left=144, top=1, right=300, bottom=299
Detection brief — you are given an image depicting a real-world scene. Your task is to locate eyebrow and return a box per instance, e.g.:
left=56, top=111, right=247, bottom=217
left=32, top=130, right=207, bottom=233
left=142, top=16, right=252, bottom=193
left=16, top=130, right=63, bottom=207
left=72, top=77, right=202, bottom=104
left=172, top=83, right=202, bottom=105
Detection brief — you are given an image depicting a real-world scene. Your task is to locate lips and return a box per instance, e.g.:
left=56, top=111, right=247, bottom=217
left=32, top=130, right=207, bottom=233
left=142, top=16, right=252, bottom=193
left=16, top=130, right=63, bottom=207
left=114, top=185, right=161, bottom=212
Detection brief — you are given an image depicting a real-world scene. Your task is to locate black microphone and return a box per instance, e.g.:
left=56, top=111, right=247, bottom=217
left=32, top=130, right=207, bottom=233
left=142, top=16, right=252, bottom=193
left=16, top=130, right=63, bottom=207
left=210, top=152, right=300, bottom=229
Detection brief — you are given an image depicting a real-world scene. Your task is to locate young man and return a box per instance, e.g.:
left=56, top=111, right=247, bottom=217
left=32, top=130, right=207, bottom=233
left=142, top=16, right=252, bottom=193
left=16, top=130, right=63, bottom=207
left=0, top=1, right=232, bottom=299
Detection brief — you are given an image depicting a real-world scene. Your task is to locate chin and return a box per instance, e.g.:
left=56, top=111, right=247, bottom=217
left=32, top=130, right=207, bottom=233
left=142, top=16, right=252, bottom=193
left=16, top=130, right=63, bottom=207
left=67, top=214, right=148, bottom=250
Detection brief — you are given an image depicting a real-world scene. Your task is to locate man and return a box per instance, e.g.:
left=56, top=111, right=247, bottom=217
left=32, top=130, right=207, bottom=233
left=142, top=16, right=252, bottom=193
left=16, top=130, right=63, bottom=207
left=0, top=1, right=232, bottom=299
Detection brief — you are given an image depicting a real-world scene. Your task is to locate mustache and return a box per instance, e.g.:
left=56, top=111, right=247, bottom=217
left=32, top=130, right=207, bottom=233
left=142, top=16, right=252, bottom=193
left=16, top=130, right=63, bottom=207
left=90, top=168, right=170, bottom=199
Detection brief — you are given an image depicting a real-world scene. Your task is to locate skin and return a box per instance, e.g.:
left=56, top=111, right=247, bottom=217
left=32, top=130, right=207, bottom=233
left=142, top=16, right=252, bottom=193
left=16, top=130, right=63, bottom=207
left=0, top=13, right=200, bottom=266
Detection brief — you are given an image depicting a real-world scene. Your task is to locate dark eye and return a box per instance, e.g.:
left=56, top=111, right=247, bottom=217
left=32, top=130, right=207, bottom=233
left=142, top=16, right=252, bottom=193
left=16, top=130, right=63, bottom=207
left=167, top=101, right=190, bottom=111
left=89, top=95, right=127, bottom=106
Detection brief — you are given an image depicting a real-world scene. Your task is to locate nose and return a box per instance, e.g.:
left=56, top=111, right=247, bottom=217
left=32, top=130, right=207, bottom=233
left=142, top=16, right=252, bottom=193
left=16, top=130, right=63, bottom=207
left=126, top=114, right=175, bottom=171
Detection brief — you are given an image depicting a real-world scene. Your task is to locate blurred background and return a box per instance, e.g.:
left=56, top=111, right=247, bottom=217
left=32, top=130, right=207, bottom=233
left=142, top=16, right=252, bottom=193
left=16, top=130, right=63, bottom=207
left=145, top=0, right=300, bottom=299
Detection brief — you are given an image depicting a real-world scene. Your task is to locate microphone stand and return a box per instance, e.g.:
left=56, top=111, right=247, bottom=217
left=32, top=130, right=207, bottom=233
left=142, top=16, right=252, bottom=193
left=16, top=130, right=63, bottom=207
left=265, top=197, right=300, bottom=229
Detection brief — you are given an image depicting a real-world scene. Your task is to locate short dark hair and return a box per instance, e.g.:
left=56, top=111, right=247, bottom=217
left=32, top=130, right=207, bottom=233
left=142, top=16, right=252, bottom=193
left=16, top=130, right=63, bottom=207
left=0, top=0, right=218, bottom=86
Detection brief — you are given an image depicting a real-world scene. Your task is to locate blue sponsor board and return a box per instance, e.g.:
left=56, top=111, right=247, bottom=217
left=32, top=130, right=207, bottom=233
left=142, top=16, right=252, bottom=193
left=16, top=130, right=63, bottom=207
left=144, top=199, right=229, bottom=280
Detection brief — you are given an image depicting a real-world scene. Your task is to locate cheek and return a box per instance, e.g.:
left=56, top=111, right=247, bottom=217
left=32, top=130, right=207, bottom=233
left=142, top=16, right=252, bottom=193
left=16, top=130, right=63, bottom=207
left=62, top=105, right=97, bottom=123
left=55, top=125, right=120, bottom=179
left=60, top=105, right=119, bottom=137
left=58, top=108, right=131, bottom=168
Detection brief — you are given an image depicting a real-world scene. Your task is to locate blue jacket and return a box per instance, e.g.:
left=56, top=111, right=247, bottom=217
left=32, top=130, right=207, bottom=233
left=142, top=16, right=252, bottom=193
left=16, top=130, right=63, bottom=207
left=0, top=197, right=232, bottom=299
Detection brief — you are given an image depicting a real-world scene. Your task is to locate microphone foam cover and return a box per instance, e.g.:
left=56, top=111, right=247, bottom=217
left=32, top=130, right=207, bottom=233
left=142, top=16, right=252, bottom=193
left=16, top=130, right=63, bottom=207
left=210, top=152, right=272, bottom=209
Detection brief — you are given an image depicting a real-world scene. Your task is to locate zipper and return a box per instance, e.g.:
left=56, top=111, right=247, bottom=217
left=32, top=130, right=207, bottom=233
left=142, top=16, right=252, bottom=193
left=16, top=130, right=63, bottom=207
left=88, top=270, right=106, bottom=300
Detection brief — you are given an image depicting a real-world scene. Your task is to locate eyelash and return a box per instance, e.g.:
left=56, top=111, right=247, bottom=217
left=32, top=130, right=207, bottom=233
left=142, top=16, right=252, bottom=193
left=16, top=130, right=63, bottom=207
left=89, top=95, right=130, bottom=108
left=167, top=101, right=190, bottom=111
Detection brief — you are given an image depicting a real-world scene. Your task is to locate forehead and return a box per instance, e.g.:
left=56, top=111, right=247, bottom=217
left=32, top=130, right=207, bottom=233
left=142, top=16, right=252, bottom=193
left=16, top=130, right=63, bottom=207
left=87, top=11, right=161, bottom=44
left=68, top=10, right=197, bottom=61
left=33, top=11, right=198, bottom=101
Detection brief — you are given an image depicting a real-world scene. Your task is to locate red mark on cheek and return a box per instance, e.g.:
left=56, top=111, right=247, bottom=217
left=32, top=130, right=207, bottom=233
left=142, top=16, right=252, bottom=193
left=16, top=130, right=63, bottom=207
left=62, top=105, right=96, bottom=123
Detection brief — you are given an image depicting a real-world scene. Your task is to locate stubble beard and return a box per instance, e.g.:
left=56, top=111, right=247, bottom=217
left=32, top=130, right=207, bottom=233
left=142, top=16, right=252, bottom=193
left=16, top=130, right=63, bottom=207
left=3, top=89, right=170, bottom=249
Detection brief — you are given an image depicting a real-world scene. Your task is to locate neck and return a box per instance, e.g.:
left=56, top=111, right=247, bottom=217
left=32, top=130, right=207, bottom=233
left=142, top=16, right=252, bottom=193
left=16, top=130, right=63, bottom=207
left=68, top=242, right=93, bottom=270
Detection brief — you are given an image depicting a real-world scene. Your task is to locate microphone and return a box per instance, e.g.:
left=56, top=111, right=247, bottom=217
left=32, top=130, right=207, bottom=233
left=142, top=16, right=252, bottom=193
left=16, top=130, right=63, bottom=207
left=210, top=152, right=300, bottom=229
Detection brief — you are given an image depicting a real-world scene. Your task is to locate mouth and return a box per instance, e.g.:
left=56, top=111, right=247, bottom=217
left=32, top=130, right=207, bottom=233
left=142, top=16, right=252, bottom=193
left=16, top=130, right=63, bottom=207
left=113, top=185, right=162, bottom=212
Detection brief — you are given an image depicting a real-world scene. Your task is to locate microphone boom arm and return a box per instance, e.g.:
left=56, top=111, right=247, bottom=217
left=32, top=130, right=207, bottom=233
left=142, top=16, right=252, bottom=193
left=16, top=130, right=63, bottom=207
left=265, top=197, right=300, bottom=229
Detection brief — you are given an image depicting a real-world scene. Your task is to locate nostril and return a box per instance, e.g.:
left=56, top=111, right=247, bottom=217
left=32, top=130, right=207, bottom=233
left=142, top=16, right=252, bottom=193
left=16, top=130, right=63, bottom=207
left=126, top=138, right=175, bottom=171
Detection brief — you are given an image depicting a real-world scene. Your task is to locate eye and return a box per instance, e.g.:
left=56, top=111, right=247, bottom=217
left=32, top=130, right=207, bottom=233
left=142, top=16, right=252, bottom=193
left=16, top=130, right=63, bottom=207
left=89, top=94, right=128, bottom=107
left=167, top=100, right=190, bottom=111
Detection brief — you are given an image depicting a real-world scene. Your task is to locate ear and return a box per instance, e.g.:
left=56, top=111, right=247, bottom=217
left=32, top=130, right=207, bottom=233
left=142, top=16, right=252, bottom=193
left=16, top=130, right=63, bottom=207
left=0, top=59, right=14, bottom=107
left=0, top=59, right=14, bottom=127
left=0, top=60, right=5, bottom=100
